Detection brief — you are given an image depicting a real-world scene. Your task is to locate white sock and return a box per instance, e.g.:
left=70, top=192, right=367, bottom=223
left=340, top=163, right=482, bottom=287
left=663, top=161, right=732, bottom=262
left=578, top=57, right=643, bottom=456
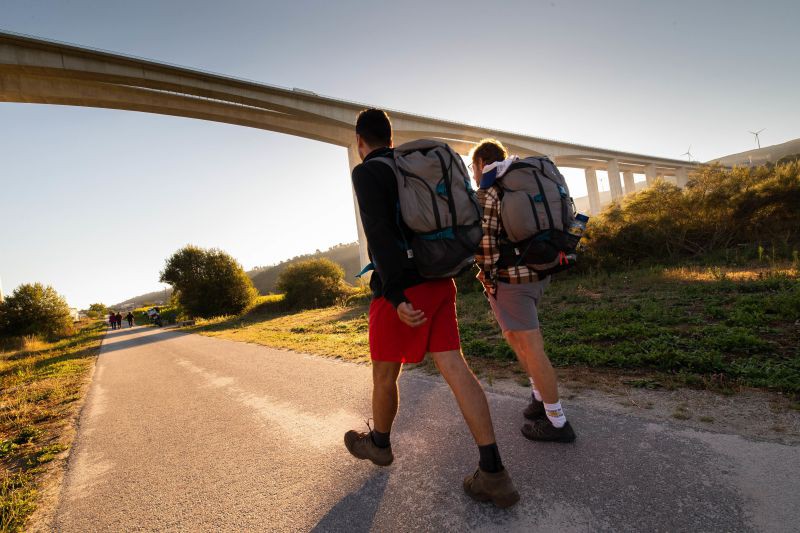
left=529, top=377, right=542, bottom=402
left=544, top=401, right=567, bottom=428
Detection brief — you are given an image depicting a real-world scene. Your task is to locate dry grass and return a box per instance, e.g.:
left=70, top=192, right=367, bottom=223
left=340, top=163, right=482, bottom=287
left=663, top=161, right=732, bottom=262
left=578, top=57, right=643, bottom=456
left=661, top=265, right=798, bottom=283
left=191, top=295, right=370, bottom=362
left=188, top=263, right=800, bottom=394
left=0, top=321, right=105, bottom=532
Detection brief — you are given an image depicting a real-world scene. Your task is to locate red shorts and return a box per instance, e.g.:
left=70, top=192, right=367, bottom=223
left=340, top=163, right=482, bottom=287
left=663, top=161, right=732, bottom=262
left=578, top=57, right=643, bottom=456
left=369, top=279, right=461, bottom=363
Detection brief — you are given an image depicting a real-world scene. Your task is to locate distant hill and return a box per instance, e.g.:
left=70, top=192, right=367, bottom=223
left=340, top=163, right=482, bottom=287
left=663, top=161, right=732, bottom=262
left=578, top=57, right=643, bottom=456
left=112, top=288, right=173, bottom=311
left=709, top=138, right=800, bottom=167
left=249, top=242, right=361, bottom=294
left=113, top=242, right=361, bottom=307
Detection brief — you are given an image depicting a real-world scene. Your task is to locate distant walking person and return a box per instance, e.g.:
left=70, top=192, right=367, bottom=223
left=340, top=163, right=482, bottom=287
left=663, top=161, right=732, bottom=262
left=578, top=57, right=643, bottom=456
left=126, top=312, right=134, bottom=328
left=115, top=312, right=123, bottom=330
left=471, top=139, right=576, bottom=442
left=344, top=110, right=519, bottom=508
left=108, top=311, right=117, bottom=330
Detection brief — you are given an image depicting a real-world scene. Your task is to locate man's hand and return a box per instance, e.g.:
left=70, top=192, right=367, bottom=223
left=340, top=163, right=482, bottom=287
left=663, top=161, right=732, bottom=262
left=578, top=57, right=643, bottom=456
left=397, top=302, right=426, bottom=328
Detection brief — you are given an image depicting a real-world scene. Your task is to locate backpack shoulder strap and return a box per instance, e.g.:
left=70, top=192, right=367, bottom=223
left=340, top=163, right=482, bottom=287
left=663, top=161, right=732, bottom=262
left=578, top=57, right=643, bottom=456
left=495, top=160, right=540, bottom=192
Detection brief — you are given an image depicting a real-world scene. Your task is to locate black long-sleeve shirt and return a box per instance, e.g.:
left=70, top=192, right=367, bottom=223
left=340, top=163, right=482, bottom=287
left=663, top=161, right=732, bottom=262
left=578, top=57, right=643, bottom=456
left=352, top=147, right=425, bottom=307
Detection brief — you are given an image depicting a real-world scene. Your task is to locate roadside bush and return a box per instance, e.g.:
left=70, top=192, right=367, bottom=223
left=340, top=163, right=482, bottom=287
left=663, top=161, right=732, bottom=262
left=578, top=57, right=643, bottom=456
left=132, top=306, right=181, bottom=325
left=160, top=245, right=257, bottom=318
left=85, top=303, right=108, bottom=319
left=277, top=258, right=348, bottom=309
left=584, top=162, right=800, bottom=267
left=0, top=283, right=74, bottom=339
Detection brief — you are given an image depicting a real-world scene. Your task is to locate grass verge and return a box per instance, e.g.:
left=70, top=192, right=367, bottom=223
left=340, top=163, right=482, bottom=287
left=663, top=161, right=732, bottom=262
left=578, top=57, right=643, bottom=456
left=191, top=294, right=370, bottom=361
left=188, top=264, right=799, bottom=394
left=0, top=321, right=105, bottom=532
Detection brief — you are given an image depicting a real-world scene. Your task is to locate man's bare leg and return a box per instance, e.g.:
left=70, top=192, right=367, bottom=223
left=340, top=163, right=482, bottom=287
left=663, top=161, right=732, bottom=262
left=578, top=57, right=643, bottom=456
left=432, top=349, right=520, bottom=507
left=504, top=329, right=558, bottom=403
left=505, top=329, right=576, bottom=441
left=430, top=350, right=495, bottom=445
left=344, top=360, right=400, bottom=466
left=372, top=361, right=402, bottom=433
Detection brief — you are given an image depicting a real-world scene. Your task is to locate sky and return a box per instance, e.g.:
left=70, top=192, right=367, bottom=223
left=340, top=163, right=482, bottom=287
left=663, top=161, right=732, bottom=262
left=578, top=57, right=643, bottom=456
left=1, top=0, right=798, bottom=309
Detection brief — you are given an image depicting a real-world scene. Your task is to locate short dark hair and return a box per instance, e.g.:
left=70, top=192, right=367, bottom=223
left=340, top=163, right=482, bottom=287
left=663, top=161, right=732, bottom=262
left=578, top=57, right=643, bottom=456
left=470, top=138, right=508, bottom=166
left=356, top=108, right=392, bottom=147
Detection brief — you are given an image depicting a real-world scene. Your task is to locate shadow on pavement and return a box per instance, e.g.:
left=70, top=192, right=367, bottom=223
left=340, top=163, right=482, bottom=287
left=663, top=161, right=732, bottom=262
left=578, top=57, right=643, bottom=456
left=388, top=373, right=751, bottom=531
left=102, top=327, right=143, bottom=340
left=310, top=470, right=389, bottom=533
left=100, top=327, right=188, bottom=354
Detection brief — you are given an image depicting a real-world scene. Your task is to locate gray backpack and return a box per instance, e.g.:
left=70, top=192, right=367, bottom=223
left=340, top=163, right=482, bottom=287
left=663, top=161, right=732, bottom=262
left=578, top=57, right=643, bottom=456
left=493, top=157, right=580, bottom=276
left=375, top=139, right=483, bottom=278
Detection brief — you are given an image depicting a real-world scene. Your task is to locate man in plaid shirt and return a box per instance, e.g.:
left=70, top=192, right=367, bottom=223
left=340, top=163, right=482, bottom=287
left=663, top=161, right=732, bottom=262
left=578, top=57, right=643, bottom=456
left=472, top=139, right=577, bottom=443
left=476, top=183, right=539, bottom=292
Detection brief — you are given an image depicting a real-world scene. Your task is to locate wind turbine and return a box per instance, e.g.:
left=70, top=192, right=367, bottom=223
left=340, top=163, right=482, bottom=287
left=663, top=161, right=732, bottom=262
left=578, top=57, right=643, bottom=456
left=749, top=128, right=765, bottom=149
left=681, top=145, right=693, bottom=162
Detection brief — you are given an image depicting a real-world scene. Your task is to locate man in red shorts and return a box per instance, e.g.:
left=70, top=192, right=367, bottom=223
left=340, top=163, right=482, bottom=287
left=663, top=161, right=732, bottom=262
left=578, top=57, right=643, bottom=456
left=344, top=109, right=519, bottom=509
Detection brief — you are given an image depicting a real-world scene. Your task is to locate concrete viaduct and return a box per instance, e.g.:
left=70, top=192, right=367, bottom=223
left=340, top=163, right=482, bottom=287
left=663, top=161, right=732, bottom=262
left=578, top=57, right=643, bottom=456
left=0, top=30, right=698, bottom=266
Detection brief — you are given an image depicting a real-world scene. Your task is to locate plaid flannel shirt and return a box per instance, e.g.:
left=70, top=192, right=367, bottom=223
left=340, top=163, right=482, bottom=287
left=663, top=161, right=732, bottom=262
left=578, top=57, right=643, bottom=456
left=476, top=184, right=537, bottom=293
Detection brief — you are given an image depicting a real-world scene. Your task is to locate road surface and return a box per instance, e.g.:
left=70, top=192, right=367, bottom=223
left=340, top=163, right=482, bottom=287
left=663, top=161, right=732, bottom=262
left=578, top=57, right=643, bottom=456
left=54, top=326, right=800, bottom=532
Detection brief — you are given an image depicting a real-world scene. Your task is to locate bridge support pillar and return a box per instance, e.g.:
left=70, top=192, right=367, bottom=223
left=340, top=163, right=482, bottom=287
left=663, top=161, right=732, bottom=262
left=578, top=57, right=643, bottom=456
left=607, top=159, right=623, bottom=201
left=347, top=144, right=370, bottom=274
left=645, top=164, right=658, bottom=186
left=584, top=168, right=601, bottom=215
left=676, top=167, right=689, bottom=188
left=623, top=171, right=636, bottom=195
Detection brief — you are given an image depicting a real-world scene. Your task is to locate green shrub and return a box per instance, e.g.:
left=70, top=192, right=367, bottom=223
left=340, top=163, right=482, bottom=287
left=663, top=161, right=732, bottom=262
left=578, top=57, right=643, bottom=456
left=85, top=303, right=108, bottom=319
left=132, top=306, right=181, bottom=325
left=277, top=258, right=348, bottom=309
left=584, top=162, right=800, bottom=268
left=159, top=245, right=257, bottom=319
left=0, top=283, right=74, bottom=339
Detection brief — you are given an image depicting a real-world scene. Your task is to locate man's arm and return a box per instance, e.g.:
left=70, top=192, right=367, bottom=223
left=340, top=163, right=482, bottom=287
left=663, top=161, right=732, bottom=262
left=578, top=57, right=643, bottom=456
left=352, top=163, right=409, bottom=308
left=476, top=186, right=501, bottom=295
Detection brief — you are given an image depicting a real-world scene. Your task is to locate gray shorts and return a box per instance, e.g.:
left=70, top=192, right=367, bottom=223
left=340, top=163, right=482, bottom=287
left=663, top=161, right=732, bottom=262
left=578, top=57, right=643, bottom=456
left=488, top=278, right=550, bottom=332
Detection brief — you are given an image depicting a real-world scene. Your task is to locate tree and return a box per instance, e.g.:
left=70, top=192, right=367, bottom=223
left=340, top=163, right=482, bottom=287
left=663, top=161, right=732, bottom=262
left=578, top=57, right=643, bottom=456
left=86, top=303, right=108, bottom=319
left=0, top=283, right=74, bottom=338
left=584, top=162, right=800, bottom=266
left=277, top=258, right=348, bottom=309
left=160, top=245, right=257, bottom=318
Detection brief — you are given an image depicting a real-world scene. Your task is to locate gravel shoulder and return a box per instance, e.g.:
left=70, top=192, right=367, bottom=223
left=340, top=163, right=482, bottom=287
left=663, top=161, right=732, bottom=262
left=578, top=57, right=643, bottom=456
left=480, top=368, right=800, bottom=446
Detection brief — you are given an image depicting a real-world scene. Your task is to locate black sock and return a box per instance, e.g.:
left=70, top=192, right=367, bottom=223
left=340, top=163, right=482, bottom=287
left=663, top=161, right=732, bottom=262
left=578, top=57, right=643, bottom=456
left=478, top=443, right=504, bottom=473
left=370, top=430, right=391, bottom=449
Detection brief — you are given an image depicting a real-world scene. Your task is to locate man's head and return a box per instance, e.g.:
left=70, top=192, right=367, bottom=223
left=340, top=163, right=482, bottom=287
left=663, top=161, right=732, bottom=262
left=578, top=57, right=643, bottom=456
left=355, top=109, right=393, bottom=160
left=469, top=139, right=508, bottom=184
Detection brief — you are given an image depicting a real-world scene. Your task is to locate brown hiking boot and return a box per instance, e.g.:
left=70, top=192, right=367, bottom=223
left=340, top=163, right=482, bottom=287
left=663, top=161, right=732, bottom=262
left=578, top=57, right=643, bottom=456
left=523, top=399, right=546, bottom=420
left=463, top=468, right=520, bottom=509
left=521, top=419, right=576, bottom=443
left=344, top=430, right=394, bottom=466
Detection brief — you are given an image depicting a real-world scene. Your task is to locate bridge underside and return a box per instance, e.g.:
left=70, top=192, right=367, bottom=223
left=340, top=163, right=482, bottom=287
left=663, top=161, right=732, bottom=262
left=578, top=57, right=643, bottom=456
left=0, top=31, right=699, bottom=267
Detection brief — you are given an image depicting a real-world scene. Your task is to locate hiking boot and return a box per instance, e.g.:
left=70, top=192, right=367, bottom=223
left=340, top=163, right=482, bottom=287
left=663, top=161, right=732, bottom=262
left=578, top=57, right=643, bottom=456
left=523, top=399, right=546, bottom=421
left=344, top=430, right=394, bottom=466
left=463, top=467, right=520, bottom=509
left=521, top=419, right=576, bottom=443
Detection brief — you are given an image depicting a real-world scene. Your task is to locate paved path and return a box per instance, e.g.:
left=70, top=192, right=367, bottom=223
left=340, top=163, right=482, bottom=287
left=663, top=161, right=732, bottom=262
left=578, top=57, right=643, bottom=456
left=54, top=326, right=799, bottom=532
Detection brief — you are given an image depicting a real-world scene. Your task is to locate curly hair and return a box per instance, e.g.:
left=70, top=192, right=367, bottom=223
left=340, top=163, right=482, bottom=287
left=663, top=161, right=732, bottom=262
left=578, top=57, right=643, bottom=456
left=469, top=138, right=508, bottom=166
